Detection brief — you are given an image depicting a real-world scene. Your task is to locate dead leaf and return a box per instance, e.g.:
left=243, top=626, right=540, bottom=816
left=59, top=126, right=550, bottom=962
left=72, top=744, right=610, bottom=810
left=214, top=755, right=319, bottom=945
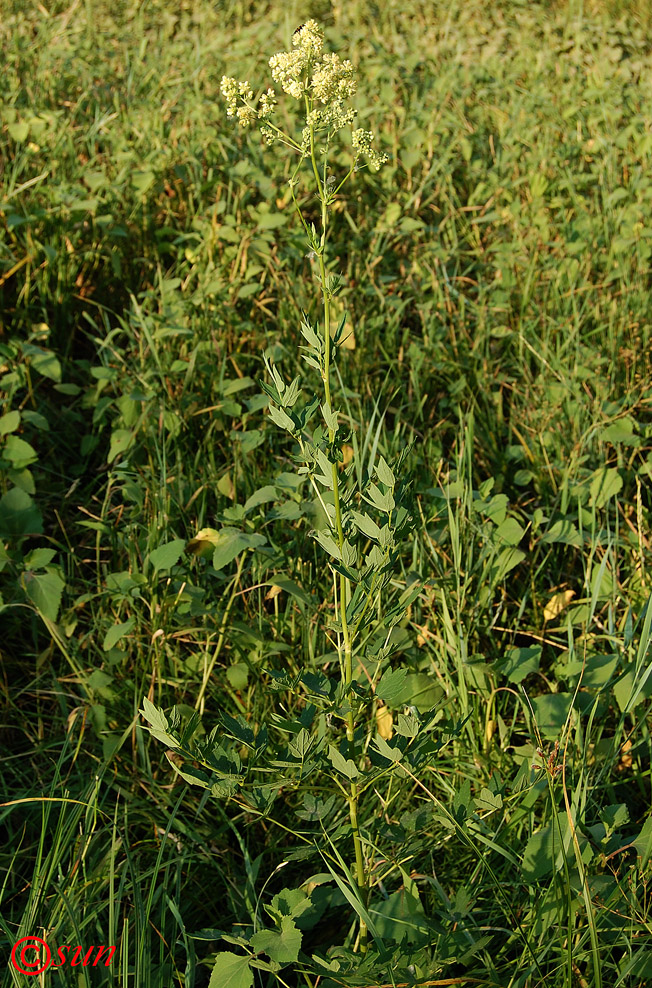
left=618, top=739, right=633, bottom=771
left=543, top=589, right=575, bottom=623
left=376, top=702, right=393, bottom=740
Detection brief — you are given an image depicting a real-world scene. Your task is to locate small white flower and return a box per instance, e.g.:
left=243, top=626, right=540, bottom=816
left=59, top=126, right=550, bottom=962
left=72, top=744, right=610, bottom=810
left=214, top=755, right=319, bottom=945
left=352, top=128, right=388, bottom=171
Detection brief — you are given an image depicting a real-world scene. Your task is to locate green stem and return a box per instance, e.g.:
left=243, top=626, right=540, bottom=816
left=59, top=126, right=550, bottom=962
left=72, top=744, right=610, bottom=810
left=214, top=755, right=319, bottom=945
left=310, top=120, right=368, bottom=951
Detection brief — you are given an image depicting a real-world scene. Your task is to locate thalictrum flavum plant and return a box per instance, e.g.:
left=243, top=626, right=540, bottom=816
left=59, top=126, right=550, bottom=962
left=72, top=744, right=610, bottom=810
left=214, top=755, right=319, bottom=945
left=141, top=20, right=453, bottom=986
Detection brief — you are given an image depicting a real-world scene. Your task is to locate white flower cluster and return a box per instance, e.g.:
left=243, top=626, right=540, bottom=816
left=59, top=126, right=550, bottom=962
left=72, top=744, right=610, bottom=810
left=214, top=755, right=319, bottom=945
left=219, top=20, right=388, bottom=170
left=311, top=52, right=356, bottom=104
left=220, top=77, right=277, bottom=129
left=352, top=128, right=388, bottom=171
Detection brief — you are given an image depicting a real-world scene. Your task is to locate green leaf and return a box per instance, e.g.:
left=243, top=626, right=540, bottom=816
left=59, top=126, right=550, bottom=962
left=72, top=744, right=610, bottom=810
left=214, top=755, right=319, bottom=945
left=140, top=698, right=179, bottom=747
left=108, top=429, right=135, bottom=463
left=541, top=519, right=582, bottom=547
left=372, top=735, right=403, bottom=763
left=376, top=667, right=408, bottom=707
left=521, top=811, right=591, bottom=881
left=328, top=743, right=359, bottom=779
left=22, top=344, right=62, bottom=382
left=375, top=455, right=395, bottom=487
left=212, top=529, right=266, bottom=570
left=23, top=548, right=56, bottom=570
left=9, top=121, right=30, bottom=142
left=250, top=916, right=302, bottom=965
left=0, top=411, right=20, bottom=436
left=489, top=547, right=525, bottom=584
left=103, top=618, right=135, bottom=651
left=350, top=510, right=382, bottom=542
left=589, top=467, right=622, bottom=508
left=2, top=436, right=38, bottom=470
left=132, top=170, right=155, bottom=194
left=529, top=693, right=572, bottom=741
left=244, top=486, right=277, bottom=514
left=633, top=814, right=652, bottom=868
left=601, top=417, right=637, bottom=445
left=474, top=787, right=503, bottom=812
left=226, top=662, right=249, bottom=691
left=494, top=517, right=525, bottom=546
left=0, top=487, right=43, bottom=537
left=149, top=539, right=185, bottom=571
left=267, top=404, right=296, bottom=433
left=496, top=646, right=541, bottom=684
left=208, top=951, right=253, bottom=988
left=22, top=569, right=64, bottom=620
left=312, top=529, right=341, bottom=561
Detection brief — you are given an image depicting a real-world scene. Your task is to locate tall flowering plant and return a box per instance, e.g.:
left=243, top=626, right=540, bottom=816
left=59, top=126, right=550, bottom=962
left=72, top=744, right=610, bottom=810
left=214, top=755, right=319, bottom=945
left=142, top=21, right=447, bottom=987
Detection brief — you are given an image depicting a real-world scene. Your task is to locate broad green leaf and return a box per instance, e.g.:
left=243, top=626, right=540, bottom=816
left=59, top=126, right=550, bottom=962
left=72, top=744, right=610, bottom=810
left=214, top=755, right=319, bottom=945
left=0, top=410, right=20, bottom=436
left=328, top=743, right=359, bottom=779
left=212, top=530, right=266, bottom=570
left=87, top=670, right=113, bottom=691
left=489, top=547, right=525, bottom=584
left=529, top=693, right=572, bottom=741
left=496, top=646, right=541, bottom=684
left=250, top=916, right=302, bottom=965
left=132, top=170, right=155, bottom=194
left=244, top=486, right=277, bottom=514
left=350, top=510, right=382, bottom=541
left=140, top=706, right=181, bottom=749
left=495, top=517, right=525, bottom=546
left=9, top=121, right=30, bottom=142
left=149, top=539, right=185, bottom=571
left=521, top=811, right=591, bottom=881
left=371, top=886, right=430, bottom=944
left=312, top=529, right=341, bottom=561
left=375, top=456, right=395, bottom=487
left=633, top=814, right=652, bottom=868
left=22, top=344, right=62, bottom=382
left=372, top=735, right=403, bottom=763
left=376, top=667, right=408, bottom=707
left=22, top=569, right=64, bottom=620
left=267, top=405, right=296, bottom=433
left=208, top=951, right=253, bottom=988
left=474, top=787, right=503, bottom=812
left=23, top=548, right=56, bottom=570
left=0, top=487, right=43, bottom=537
left=3, top=436, right=37, bottom=470
left=108, top=429, right=135, bottom=463
left=601, top=417, right=637, bottom=445
left=226, top=662, right=249, bottom=691
left=541, top=519, right=582, bottom=546
left=589, top=467, right=622, bottom=508
left=103, top=618, right=135, bottom=651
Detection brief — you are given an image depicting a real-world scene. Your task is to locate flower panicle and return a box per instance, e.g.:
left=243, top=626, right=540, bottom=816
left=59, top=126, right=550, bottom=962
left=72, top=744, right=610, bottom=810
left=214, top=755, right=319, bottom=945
left=352, top=128, right=388, bottom=171
left=219, top=20, right=387, bottom=170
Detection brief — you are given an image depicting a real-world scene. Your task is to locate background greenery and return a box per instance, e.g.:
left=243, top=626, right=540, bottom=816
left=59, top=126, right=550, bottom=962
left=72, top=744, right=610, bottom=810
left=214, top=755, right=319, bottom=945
left=1, top=0, right=652, bottom=985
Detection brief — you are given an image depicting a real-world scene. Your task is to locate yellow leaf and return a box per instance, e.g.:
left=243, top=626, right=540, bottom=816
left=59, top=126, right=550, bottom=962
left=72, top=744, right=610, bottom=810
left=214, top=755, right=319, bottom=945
left=265, top=584, right=282, bottom=600
left=376, top=702, right=393, bottom=740
left=341, top=328, right=356, bottom=350
left=543, top=589, right=575, bottom=623
left=186, top=528, right=221, bottom=557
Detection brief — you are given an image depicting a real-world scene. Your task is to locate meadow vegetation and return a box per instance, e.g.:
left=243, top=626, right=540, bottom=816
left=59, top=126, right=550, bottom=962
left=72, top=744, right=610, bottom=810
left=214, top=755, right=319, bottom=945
left=1, top=1, right=652, bottom=986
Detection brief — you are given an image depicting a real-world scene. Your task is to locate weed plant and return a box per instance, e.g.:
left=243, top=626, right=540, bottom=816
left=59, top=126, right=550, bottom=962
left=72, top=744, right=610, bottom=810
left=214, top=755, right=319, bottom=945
left=1, top=2, right=652, bottom=987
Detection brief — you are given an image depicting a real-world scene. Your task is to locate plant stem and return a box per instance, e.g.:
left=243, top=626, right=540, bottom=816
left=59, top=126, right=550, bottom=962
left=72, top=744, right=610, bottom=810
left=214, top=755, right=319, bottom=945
left=310, top=119, right=368, bottom=950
